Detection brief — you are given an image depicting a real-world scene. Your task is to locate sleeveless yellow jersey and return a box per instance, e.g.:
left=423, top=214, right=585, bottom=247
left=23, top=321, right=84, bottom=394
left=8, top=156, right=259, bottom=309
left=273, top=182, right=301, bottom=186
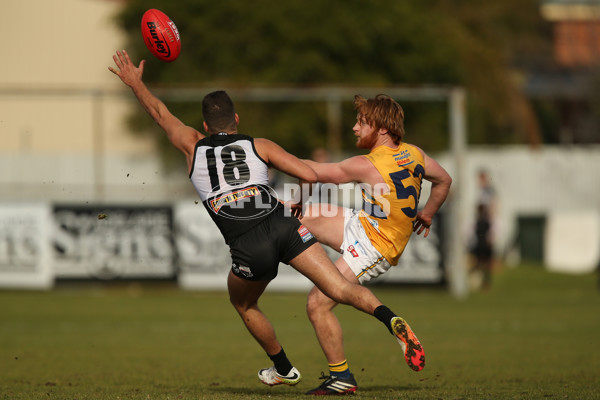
left=358, top=143, right=425, bottom=265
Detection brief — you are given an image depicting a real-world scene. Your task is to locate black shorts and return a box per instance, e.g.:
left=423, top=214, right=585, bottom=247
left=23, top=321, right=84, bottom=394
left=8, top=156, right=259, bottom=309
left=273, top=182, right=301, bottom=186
left=228, top=207, right=317, bottom=281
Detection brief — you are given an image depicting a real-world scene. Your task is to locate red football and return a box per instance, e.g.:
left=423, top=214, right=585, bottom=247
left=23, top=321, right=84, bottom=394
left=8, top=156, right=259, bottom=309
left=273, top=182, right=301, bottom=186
left=141, top=9, right=181, bottom=62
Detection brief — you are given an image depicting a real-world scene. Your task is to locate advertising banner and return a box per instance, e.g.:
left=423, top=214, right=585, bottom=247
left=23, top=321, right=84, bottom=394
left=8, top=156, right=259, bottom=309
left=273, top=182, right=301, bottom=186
left=175, top=201, right=444, bottom=290
left=52, top=205, right=175, bottom=279
left=0, top=203, right=53, bottom=289
left=0, top=202, right=444, bottom=289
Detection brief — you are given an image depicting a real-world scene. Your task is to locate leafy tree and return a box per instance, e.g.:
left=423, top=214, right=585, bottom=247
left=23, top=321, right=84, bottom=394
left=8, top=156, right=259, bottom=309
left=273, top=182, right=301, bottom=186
left=114, top=0, right=550, bottom=169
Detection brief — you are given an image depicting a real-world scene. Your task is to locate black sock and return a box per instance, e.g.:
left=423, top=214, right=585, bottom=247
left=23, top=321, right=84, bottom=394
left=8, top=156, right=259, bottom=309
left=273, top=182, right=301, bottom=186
left=268, top=347, right=293, bottom=376
left=374, top=305, right=397, bottom=335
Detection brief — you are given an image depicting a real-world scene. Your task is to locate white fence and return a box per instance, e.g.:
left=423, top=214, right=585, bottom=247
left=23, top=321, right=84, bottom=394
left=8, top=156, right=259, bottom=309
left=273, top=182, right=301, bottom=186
left=0, top=201, right=444, bottom=290
left=440, top=145, right=600, bottom=274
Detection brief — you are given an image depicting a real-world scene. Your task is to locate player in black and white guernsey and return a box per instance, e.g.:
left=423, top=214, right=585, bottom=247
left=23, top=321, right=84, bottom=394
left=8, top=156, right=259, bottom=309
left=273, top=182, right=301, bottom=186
left=190, top=133, right=280, bottom=247
left=110, top=50, right=414, bottom=393
left=190, top=131, right=310, bottom=282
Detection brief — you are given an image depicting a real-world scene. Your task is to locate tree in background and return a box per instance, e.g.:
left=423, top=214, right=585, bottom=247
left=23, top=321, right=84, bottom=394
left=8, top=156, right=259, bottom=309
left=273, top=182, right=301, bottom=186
left=115, top=0, right=550, bottom=169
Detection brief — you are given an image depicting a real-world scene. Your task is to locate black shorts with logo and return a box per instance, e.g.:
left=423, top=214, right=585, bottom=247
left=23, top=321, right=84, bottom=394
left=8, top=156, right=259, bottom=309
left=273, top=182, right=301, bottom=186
left=228, top=206, right=317, bottom=281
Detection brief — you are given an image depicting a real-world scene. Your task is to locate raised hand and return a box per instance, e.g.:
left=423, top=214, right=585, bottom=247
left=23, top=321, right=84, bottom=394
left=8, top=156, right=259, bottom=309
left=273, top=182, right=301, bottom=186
left=108, top=50, right=146, bottom=88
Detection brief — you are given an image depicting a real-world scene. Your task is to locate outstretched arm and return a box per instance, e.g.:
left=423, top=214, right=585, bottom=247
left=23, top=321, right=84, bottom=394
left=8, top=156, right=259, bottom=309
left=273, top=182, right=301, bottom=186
left=254, top=138, right=317, bottom=183
left=413, top=150, right=452, bottom=237
left=254, top=138, right=318, bottom=217
left=303, top=156, right=372, bottom=184
left=108, top=50, right=203, bottom=164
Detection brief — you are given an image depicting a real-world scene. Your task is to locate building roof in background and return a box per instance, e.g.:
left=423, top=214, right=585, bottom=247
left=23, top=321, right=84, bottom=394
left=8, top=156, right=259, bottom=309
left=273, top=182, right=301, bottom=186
left=541, top=0, right=600, bottom=21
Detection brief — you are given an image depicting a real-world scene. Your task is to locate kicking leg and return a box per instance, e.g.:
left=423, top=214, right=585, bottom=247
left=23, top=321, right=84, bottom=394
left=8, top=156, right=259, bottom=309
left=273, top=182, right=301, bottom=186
left=289, top=243, right=381, bottom=314
left=291, top=244, right=426, bottom=376
left=300, top=203, right=345, bottom=251
left=301, top=206, right=426, bottom=373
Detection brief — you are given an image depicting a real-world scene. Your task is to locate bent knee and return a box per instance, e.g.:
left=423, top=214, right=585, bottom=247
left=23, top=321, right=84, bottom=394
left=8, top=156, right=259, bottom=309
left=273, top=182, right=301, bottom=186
left=229, top=294, right=254, bottom=314
left=306, top=292, right=321, bottom=317
left=307, top=286, right=343, bottom=317
left=229, top=297, right=243, bottom=314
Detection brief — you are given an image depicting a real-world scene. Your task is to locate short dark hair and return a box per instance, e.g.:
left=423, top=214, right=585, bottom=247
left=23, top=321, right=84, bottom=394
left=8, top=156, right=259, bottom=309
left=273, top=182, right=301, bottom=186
left=202, top=90, right=236, bottom=133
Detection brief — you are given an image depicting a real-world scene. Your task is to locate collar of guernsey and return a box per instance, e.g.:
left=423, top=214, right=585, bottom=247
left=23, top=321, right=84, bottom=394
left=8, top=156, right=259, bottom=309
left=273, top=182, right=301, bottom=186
left=358, top=142, right=425, bottom=265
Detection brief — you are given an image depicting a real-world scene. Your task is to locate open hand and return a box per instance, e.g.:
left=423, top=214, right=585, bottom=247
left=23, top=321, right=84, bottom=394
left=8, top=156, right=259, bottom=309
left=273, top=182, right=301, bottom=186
left=108, top=50, right=145, bottom=88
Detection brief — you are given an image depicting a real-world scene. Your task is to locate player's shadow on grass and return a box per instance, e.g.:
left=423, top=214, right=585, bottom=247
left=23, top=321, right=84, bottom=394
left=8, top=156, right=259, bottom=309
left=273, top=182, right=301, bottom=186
left=207, top=383, right=419, bottom=397
left=359, top=383, right=418, bottom=392
left=207, top=385, right=307, bottom=397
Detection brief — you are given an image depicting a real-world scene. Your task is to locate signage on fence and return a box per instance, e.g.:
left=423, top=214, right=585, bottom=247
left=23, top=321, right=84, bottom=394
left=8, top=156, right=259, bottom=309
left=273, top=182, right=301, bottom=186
left=0, top=203, right=53, bottom=289
left=52, top=205, right=175, bottom=279
left=175, top=201, right=444, bottom=290
left=0, top=202, right=444, bottom=288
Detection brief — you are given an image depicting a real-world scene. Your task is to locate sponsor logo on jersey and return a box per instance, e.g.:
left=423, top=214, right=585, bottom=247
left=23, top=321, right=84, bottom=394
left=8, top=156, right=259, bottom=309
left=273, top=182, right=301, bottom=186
left=298, top=225, right=314, bottom=243
left=209, top=186, right=261, bottom=213
left=393, top=149, right=414, bottom=167
left=206, top=184, right=280, bottom=221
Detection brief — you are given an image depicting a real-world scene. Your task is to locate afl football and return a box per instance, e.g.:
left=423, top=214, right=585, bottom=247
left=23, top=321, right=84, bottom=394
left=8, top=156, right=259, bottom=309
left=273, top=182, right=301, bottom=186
left=141, top=9, right=181, bottom=62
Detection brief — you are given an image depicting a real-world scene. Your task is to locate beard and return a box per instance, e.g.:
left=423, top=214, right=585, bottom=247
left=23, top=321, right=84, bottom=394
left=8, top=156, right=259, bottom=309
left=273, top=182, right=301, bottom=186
left=355, top=132, right=377, bottom=149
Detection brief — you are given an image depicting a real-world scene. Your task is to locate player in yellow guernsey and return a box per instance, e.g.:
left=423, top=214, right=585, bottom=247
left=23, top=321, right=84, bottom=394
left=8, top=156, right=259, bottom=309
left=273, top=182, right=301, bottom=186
left=300, top=94, right=452, bottom=395
left=359, top=142, right=425, bottom=268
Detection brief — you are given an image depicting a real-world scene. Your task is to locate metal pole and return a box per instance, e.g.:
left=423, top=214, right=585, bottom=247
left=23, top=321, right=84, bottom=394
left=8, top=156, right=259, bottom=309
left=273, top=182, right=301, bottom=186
left=92, top=90, right=105, bottom=201
left=447, top=87, right=469, bottom=298
left=326, top=98, right=343, bottom=158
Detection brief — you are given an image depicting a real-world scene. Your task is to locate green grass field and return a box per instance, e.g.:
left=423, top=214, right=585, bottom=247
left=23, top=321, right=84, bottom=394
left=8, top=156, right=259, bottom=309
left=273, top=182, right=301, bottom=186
left=1, top=263, right=599, bottom=399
